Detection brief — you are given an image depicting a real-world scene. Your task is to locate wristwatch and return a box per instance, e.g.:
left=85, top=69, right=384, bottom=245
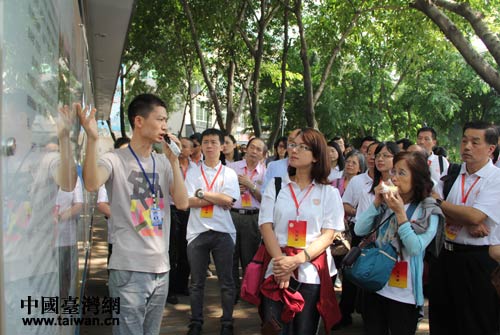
left=195, top=188, right=205, bottom=199
left=435, top=198, right=443, bottom=207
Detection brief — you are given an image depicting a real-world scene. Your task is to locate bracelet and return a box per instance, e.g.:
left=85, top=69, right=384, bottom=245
left=303, top=249, right=311, bottom=262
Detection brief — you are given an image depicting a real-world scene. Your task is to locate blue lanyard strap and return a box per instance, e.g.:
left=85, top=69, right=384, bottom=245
left=128, top=145, right=156, bottom=196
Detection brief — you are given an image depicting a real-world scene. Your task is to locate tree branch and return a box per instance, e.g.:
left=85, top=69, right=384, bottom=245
left=433, top=0, right=500, bottom=67
left=411, top=0, right=500, bottom=93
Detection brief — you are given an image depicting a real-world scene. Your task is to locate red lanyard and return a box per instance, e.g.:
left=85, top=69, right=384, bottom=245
left=181, top=164, right=188, bottom=180
left=244, top=166, right=258, bottom=181
left=461, top=174, right=480, bottom=204
left=201, top=164, right=223, bottom=191
left=288, top=183, right=314, bottom=217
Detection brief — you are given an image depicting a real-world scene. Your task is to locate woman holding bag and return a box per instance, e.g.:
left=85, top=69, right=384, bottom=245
left=258, top=128, right=344, bottom=334
left=354, top=151, right=443, bottom=335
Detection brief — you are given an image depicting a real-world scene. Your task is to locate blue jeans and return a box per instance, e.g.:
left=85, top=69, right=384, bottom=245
left=261, top=282, right=321, bottom=335
left=187, top=230, right=235, bottom=325
left=108, top=270, right=168, bottom=335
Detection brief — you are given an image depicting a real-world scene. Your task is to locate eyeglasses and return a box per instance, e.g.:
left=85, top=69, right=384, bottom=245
left=288, top=143, right=312, bottom=152
left=375, top=153, right=394, bottom=160
left=390, top=169, right=408, bottom=177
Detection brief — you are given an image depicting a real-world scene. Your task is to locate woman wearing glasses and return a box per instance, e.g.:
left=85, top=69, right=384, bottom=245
left=258, top=128, right=344, bottom=334
left=370, top=141, right=401, bottom=195
left=355, top=151, right=443, bottom=334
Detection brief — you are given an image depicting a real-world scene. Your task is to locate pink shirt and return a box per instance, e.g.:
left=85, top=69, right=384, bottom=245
left=227, top=160, right=266, bottom=209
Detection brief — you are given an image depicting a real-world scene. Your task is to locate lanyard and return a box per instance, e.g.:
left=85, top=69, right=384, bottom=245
left=128, top=146, right=156, bottom=196
left=244, top=166, right=258, bottom=181
left=288, top=183, right=314, bottom=217
left=461, top=174, right=480, bottom=204
left=201, top=164, right=223, bottom=191
left=180, top=164, right=188, bottom=180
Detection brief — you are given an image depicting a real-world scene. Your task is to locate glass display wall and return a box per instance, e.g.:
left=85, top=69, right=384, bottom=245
left=1, top=0, right=94, bottom=334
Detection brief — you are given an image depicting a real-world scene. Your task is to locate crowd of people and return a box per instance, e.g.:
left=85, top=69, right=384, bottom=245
left=76, top=93, right=500, bottom=335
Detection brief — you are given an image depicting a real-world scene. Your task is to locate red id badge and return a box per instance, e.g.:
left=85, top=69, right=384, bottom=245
left=200, top=205, right=214, bottom=218
left=241, top=192, right=252, bottom=207
left=388, top=261, right=408, bottom=288
left=287, top=220, right=307, bottom=248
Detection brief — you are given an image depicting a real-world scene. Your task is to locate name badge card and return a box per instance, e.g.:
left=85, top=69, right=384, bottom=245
left=150, top=205, right=163, bottom=227
left=287, top=220, right=307, bottom=248
left=201, top=205, right=214, bottom=218
left=241, top=192, right=252, bottom=207
left=388, top=261, right=408, bottom=288
left=445, top=223, right=461, bottom=240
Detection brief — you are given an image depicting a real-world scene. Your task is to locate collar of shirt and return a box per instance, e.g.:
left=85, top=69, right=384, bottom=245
left=461, top=160, right=496, bottom=179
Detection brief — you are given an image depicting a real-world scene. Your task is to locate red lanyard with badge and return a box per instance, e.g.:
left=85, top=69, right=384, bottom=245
left=128, top=146, right=163, bottom=227
left=200, top=164, right=223, bottom=218
left=287, top=183, right=314, bottom=248
left=241, top=166, right=257, bottom=207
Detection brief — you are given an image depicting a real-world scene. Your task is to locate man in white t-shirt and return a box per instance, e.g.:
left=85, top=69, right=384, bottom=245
left=430, top=121, right=500, bottom=335
left=184, top=128, right=240, bottom=335
left=78, top=94, right=188, bottom=335
left=417, top=126, right=449, bottom=183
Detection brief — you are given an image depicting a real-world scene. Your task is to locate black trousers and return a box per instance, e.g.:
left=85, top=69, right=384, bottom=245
left=429, top=247, right=499, bottom=335
left=168, top=206, right=191, bottom=294
left=363, top=291, right=419, bottom=335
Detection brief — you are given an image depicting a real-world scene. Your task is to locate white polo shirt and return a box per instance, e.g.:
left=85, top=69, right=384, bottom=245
left=227, top=159, right=266, bottom=209
left=438, top=161, right=500, bottom=245
left=185, top=161, right=240, bottom=244
left=342, top=171, right=374, bottom=221
left=428, top=153, right=449, bottom=184
left=258, top=175, right=344, bottom=283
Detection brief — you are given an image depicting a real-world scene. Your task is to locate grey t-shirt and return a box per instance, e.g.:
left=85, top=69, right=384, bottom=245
left=99, top=147, right=173, bottom=273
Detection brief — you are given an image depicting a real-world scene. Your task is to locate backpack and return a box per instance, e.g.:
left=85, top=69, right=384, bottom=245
left=441, top=163, right=461, bottom=200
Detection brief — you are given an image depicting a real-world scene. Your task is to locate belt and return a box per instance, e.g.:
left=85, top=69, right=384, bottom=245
left=230, top=208, right=259, bottom=215
left=443, top=241, right=489, bottom=252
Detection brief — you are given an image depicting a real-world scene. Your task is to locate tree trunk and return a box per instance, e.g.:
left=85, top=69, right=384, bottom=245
left=181, top=0, right=225, bottom=129
left=294, top=0, right=316, bottom=128
left=268, top=0, right=290, bottom=149
left=225, top=60, right=236, bottom=134
left=411, top=0, right=500, bottom=93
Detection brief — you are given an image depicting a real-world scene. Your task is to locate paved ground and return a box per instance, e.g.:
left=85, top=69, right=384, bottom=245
left=81, top=213, right=430, bottom=335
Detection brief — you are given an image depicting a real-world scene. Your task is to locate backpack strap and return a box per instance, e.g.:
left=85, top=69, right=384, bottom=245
left=274, top=177, right=282, bottom=201
left=438, top=155, right=444, bottom=174
left=441, top=163, right=461, bottom=200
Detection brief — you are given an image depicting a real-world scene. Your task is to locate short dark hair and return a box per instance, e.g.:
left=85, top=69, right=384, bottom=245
left=360, top=136, right=377, bottom=145
left=127, top=94, right=167, bottom=129
left=189, top=132, right=202, bottom=144
left=327, top=140, right=345, bottom=171
left=393, top=151, right=433, bottom=203
left=114, top=137, right=130, bottom=149
left=247, top=137, right=268, bottom=154
left=288, top=128, right=330, bottom=184
left=201, top=128, right=224, bottom=144
left=417, top=126, right=437, bottom=140
left=463, top=121, right=498, bottom=146
left=396, top=138, right=413, bottom=150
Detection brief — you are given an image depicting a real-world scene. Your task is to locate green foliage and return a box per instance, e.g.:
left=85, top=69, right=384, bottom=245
left=121, top=0, right=500, bottom=156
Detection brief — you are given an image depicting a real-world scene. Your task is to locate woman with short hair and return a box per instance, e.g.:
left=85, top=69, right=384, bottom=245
left=355, top=151, right=443, bottom=334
